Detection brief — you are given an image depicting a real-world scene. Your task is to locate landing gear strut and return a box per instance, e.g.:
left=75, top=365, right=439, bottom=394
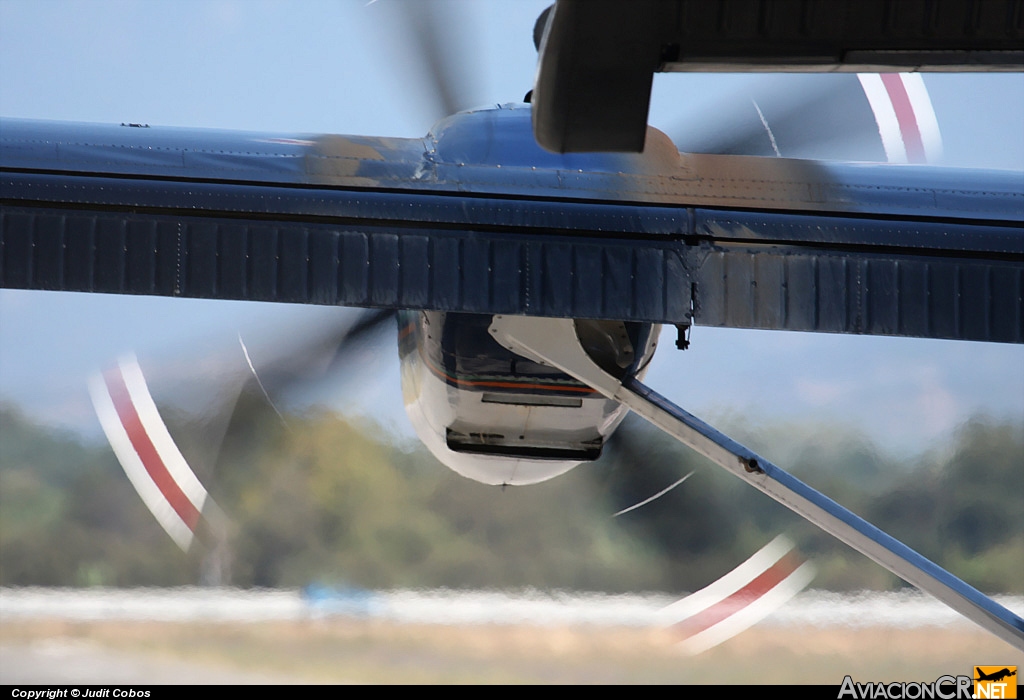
left=490, top=315, right=1024, bottom=651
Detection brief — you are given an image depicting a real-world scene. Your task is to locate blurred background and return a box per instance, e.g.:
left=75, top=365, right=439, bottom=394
left=1, top=0, right=1022, bottom=682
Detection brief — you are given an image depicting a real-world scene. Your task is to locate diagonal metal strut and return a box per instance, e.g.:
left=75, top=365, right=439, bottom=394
left=489, top=315, right=1024, bottom=651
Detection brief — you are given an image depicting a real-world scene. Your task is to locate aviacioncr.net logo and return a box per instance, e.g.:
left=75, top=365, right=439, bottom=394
left=973, top=667, right=1017, bottom=699
left=838, top=675, right=974, bottom=699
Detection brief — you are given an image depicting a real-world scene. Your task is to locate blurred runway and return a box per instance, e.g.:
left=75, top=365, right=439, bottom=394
left=3, top=587, right=1021, bottom=627
left=0, top=640, right=308, bottom=684
left=2, top=589, right=1022, bottom=684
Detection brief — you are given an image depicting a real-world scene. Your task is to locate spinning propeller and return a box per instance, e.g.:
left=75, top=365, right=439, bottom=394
left=91, top=308, right=396, bottom=558
left=85, top=1, right=979, bottom=653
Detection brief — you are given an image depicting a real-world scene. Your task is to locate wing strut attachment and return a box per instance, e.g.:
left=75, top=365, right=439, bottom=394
left=489, top=316, right=1024, bottom=651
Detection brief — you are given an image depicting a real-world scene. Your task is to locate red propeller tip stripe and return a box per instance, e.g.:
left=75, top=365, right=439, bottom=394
left=662, top=536, right=815, bottom=655
left=89, top=356, right=212, bottom=551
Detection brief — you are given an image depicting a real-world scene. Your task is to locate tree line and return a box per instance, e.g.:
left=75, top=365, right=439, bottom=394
left=1, top=400, right=1020, bottom=594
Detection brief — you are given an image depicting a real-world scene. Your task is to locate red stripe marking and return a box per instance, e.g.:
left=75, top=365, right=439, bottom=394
left=104, top=368, right=201, bottom=532
left=880, top=74, right=927, bottom=164
left=674, top=552, right=801, bottom=638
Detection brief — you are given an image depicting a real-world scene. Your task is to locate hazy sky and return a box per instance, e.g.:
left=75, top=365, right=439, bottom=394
left=1, top=0, right=1022, bottom=458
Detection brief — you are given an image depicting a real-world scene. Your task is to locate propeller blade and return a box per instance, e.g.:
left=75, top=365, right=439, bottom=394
left=89, top=355, right=217, bottom=552
left=229, top=308, right=396, bottom=414
left=321, top=309, right=398, bottom=379
left=373, top=0, right=482, bottom=122
left=662, top=535, right=815, bottom=655
left=856, top=73, right=943, bottom=164
left=174, top=309, right=396, bottom=492
left=612, top=471, right=693, bottom=518
left=667, top=73, right=942, bottom=163
left=89, top=309, right=396, bottom=559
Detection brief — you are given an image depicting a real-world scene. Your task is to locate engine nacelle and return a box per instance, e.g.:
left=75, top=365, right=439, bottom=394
left=398, top=311, right=658, bottom=485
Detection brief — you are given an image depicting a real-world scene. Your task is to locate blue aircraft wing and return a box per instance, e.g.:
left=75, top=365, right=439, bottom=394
left=2, top=109, right=1022, bottom=343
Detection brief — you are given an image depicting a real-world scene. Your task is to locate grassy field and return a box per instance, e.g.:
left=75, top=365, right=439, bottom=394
left=2, top=618, right=1021, bottom=684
